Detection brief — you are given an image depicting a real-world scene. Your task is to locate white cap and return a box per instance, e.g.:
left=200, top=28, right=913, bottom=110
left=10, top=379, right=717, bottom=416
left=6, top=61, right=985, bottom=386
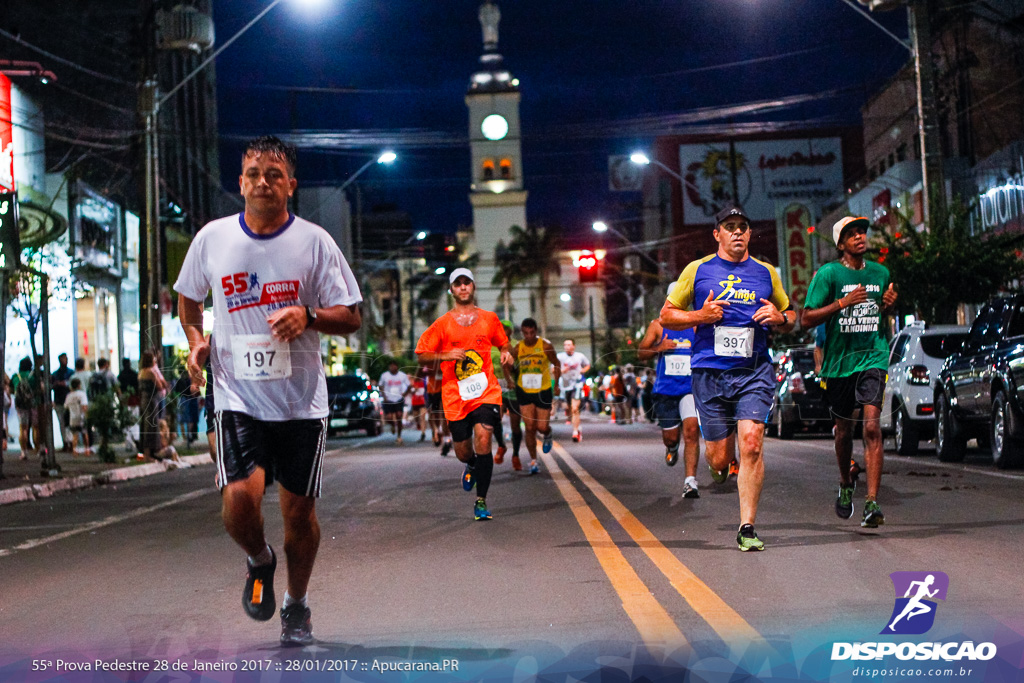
left=832, top=216, right=870, bottom=246
left=448, top=267, right=475, bottom=285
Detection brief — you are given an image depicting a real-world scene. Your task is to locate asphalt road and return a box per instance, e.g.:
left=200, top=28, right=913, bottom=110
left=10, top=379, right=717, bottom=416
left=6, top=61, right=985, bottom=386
left=1, top=418, right=1021, bottom=681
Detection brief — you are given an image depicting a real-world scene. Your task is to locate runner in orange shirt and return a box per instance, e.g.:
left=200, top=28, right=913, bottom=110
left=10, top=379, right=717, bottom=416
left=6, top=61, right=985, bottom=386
left=416, top=268, right=513, bottom=521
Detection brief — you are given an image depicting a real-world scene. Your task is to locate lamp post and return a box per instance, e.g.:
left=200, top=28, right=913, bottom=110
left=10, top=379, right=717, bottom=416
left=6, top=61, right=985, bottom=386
left=140, top=0, right=318, bottom=356
left=845, top=0, right=943, bottom=222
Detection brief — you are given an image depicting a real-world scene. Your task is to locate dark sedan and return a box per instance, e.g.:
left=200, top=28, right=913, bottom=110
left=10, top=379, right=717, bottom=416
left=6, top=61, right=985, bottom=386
left=771, top=347, right=832, bottom=439
left=326, top=375, right=383, bottom=437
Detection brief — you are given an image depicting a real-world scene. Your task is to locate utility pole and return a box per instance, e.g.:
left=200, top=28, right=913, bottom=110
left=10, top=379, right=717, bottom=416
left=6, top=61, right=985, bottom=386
left=909, top=0, right=945, bottom=220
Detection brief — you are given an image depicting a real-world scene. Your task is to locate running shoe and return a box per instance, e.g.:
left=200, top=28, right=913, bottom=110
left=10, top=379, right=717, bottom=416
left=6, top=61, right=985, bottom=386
left=462, top=465, right=476, bottom=492
left=572, top=430, right=581, bottom=443
left=542, top=430, right=553, bottom=454
left=242, top=547, right=277, bottom=622
left=433, top=436, right=442, bottom=447
left=709, top=463, right=728, bottom=484
left=849, top=459, right=864, bottom=483
left=836, top=484, right=856, bottom=519
left=495, top=445, right=506, bottom=465
left=279, top=603, right=314, bottom=646
left=861, top=500, right=885, bottom=528
left=682, top=477, right=699, bottom=499
left=728, top=460, right=740, bottom=478
left=420, top=432, right=426, bottom=442
left=736, top=524, right=765, bottom=552
left=440, top=440, right=452, bottom=457
left=512, top=455, right=522, bottom=471
left=474, top=498, right=492, bottom=521
left=665, top=446, right=679, bottom=467
left=529, top=462, right=540, bottom=475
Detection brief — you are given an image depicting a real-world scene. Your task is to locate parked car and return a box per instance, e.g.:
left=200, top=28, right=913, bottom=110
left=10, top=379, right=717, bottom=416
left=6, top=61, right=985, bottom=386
left=770, top=347, right=831, bottom=439
left=326, top=375, right=383, bottom=437
left=934, top=295, right=1024, bottom=468
left=881, top=322, right=968, bottom=454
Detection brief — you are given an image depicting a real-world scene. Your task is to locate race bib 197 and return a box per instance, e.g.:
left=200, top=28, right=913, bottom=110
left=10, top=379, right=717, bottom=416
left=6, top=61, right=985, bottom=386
left=521, top=373, right=543, bottom=390
left=231, top=335, right=292, bottom=380
left=713, top=326, right=754, bottom=358
left=457, top=373, right=487, bottom=400
left=664, top=354, right=691, bottom=376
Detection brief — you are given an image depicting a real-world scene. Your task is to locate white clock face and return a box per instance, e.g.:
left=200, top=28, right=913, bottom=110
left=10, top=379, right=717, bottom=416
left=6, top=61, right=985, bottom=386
left=481, top=114, right=509, bottom=141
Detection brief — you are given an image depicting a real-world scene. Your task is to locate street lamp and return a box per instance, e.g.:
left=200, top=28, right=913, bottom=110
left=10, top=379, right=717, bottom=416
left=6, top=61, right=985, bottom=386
left=340, top=151, right=397, bottom=193
left=141, top=0, right=324, bottom=354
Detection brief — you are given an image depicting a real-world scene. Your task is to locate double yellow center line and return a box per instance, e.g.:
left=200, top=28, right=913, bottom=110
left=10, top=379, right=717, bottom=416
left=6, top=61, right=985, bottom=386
left=540, top=442, right=767, bottom=653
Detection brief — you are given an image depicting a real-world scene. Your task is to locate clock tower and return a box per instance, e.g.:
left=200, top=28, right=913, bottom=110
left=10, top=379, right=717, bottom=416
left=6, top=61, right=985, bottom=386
left=466, top=0, right=527, bottom=311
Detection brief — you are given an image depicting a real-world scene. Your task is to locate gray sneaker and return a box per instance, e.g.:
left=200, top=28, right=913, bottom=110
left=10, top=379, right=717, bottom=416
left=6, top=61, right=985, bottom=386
left=280, top=604, right=314, bottom=646
left=681, top=477, right=699, bottom=499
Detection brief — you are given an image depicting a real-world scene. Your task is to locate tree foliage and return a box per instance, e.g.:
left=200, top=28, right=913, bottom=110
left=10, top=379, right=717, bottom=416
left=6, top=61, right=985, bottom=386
left=871, top=196, right=1024, bottom=324
left=491, top=224, right=562, bottom=334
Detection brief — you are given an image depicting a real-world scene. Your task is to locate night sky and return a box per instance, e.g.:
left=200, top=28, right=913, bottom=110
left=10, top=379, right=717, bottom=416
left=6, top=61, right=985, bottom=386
left=213, top=0, right=909, bottom=243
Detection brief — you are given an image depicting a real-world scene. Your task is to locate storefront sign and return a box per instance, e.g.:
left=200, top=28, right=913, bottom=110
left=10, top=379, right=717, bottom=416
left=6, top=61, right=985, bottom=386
left=70, top=180, right=123, bottom=277
left=0, top=190, right=20, bottom=268
left=777, top=202, right=813, bottom=306
left=977, top=157, right=1024, bottom=233
left=0, top=74, right=14, bottom=193
left=679, top=137, right=844, bottom=225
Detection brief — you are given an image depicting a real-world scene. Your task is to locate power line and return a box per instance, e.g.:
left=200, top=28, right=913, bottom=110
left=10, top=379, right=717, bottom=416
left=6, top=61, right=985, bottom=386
left=0, top=26, right=134, bottom=87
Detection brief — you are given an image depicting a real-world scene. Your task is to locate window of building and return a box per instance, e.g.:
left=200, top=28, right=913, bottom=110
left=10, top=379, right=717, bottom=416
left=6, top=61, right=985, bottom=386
left=500, top=158, right=512, bottom=179
left=896, top=144, right=907, bottom=162
left=482, top=159, right=495, bottom=181
left=888, top=153, right=896, bottom=168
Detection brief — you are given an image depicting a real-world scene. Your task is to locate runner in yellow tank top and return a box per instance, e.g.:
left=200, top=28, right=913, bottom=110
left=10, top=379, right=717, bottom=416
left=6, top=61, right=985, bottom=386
left=511, top=318, right=561, bottom=473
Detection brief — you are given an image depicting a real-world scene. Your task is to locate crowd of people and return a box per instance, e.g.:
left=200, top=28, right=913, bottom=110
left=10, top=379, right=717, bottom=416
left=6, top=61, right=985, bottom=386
left=0, top=350, right=211, bottom=479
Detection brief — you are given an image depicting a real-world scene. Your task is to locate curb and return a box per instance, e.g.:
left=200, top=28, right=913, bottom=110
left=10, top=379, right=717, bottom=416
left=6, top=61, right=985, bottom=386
left=0, top=453, right=214, bottom=506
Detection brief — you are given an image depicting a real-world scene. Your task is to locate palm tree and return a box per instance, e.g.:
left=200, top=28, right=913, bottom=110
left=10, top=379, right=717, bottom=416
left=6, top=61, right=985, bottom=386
left=492, top=239, right=527, bottom=321
left=501, top=224, right=562, bottom=336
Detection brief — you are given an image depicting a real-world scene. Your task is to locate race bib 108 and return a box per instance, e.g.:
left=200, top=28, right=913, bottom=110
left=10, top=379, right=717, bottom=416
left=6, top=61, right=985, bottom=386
left=457, top=373, right=487, bottom=400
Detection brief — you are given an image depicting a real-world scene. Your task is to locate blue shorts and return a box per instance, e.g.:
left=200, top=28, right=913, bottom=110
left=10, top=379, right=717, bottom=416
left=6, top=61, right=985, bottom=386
left=691, top=364, right=776, bottom=442
left=653, top=393, right=697, bottom=430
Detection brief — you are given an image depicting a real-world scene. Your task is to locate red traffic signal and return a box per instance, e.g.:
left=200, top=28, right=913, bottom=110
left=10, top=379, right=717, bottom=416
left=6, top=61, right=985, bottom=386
left=578, top=250, right=599, bottom=283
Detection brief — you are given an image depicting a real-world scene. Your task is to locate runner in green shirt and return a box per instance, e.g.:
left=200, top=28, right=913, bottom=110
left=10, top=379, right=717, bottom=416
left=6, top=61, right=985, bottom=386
left=802, top=216, right=897, bottom=529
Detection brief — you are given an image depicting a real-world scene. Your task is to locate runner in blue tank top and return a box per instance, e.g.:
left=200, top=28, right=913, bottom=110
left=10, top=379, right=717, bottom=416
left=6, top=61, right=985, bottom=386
left=660, top=205, right=795, bottom=552
left=639, top=284, right=702, bottom=499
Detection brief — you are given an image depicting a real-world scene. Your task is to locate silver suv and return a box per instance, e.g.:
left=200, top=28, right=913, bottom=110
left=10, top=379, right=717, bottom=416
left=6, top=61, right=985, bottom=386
left=881, top=322, right=968, bottom=454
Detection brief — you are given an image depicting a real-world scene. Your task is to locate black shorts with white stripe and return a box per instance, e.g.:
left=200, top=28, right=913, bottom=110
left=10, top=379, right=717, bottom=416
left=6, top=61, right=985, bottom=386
left=213, top=410, right=328, bottom=498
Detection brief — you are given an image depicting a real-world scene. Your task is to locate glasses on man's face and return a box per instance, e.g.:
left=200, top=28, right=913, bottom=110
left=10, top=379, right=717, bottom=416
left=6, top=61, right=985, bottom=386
left=719, top=222, right=750, bottom=234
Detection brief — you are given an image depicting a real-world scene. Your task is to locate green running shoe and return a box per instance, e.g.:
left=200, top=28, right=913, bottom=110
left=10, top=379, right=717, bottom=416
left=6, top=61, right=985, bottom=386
left=736, top=524, right=765, bottom=552
left=709, top=463, right=728, bottom=484
left=474, top=498, right=492, bottom=521
left=861, top=500, right=885, bottom=528
left=835, top=484, right=855, bottom=519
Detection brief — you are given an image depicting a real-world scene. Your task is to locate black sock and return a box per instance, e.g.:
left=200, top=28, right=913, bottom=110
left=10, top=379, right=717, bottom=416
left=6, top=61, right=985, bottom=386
left=474, top=453, right=494, bottom=499
left=511, top=431, right=522, bottom=456
left=466, top=454, right=477, bottom=469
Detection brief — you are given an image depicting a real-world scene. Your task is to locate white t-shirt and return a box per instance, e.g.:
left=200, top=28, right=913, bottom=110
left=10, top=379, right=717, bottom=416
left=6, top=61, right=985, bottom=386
left=174, top=213, right=361, bottom=421
left=379, top=370, right=410, bottom=403
left=65, top=389, right=88, bottom=427
left=557, top=351, right=590, bottom=390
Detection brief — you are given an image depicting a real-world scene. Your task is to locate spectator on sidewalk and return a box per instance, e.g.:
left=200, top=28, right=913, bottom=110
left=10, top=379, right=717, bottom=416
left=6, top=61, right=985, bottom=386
left=51, top=353, right=75, bottom=452
left=12, top=357, right=41, bottom=459
left=65, top=378, right=91, bottom=455
left=155, top=418, right=189, bottom=466
left=1, top=373, right=9, bottom=479
left=138, top=351, right=168, bottom=461
left=118, top=358, right=139, bottom=407
left=174, top=367, right=200, bottom=446
left=88, top=358, right=120, bottom=400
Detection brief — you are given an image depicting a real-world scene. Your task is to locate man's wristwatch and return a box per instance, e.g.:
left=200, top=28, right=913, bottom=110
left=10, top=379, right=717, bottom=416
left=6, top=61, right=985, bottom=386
left=305, top=305, right=318, bottom=330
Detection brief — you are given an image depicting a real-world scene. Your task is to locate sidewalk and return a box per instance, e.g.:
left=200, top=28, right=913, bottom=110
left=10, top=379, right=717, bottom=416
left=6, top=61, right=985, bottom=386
left=0, top=441, right=213, bottom=506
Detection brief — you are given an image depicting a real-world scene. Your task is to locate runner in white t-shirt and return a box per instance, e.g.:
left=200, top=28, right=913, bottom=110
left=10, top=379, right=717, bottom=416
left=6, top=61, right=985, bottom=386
left=175, top=136, right=362, bottom=646
left=557, top=339, right=591, bottom=442
left=378, top=362, right=411, bottom=444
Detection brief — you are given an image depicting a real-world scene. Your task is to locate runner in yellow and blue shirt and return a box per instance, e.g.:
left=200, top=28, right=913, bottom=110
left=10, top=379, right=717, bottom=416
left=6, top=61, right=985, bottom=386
left=660, top=205, right=795, bottom=552
left=511, top=318, right=560, bottom=475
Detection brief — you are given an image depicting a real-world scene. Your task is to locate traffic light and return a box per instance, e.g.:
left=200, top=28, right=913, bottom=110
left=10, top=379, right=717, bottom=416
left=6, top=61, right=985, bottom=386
left=577, top=250, right=598, bottom=283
